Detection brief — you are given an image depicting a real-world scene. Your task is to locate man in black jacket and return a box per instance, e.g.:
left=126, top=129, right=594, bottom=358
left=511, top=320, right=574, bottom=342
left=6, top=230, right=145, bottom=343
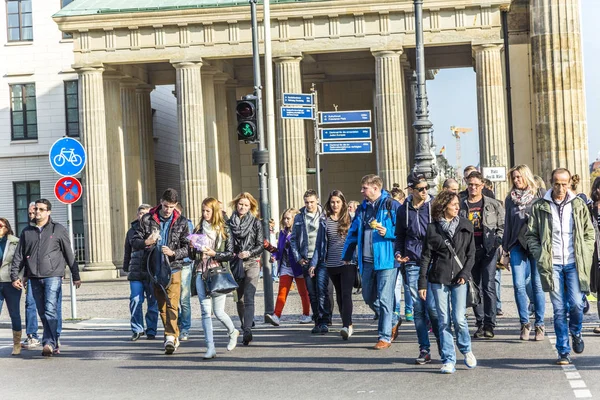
left=11, top=198, right=81, bottom=357
left=124, top=203, right=158, bottom=341
left=132, top=189, right=189, bottom=354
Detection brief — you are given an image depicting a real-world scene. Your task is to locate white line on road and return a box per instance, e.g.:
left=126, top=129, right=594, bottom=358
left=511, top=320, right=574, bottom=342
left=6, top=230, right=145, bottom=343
left=547, top=333, right=593, bottom=399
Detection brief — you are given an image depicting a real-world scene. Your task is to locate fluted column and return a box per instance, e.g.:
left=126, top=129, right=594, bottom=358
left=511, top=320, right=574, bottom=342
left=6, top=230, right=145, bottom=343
left=76, top=66, right=115, bottom=271
left=275, top=56, right=307, bottom=209
left=136, top=85, right=157, bottom=204
left=531, top=0, right=589, bottom=192
left=373, top=50, right=408, bottom=189
left=474, top=44, right=509, bottom=199
left=403, top=64, right=416, bottom=167
left=226, top=82, right=243, bottom=198
left=202, top=71, right=219, bottom=199
left=215, top=75, right=233, bottom=204
left=174, top=61, right=207, bottom=224
left=121, top=82, right=142, bottom=219
left=103, top=72, right=127, bottom=267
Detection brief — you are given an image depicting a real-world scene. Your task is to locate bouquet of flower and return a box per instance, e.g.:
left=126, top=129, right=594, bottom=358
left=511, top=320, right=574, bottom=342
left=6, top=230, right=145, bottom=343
left=187, top=233, right=211, bottom=251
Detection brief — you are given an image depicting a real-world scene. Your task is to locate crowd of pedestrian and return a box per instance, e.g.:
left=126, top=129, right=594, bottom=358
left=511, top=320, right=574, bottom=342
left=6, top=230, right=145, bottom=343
left=1, top=166, right=600, bottom=373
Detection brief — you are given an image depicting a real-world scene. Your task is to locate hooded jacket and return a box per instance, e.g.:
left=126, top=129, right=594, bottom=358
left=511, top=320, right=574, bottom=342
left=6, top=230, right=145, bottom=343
left=394, top=194, right=433, bottom=264
left=124, top=220, right=149, bottom=281
left=526, top=190, right=595, bottom=292
left=10, top=218, right=80, bottom=281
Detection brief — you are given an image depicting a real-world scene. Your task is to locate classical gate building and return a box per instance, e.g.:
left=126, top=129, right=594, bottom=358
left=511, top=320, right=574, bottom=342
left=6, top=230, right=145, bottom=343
left=52, top=0, right=589, bottom=279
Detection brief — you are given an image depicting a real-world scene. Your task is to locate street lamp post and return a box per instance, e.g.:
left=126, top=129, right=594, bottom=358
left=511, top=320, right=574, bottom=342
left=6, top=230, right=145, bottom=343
left=412, top=0, right=437, bottom=189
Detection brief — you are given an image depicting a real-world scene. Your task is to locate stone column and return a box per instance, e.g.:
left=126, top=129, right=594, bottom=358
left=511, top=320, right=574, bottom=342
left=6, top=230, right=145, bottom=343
left=202, top=71, right=219, bottom=199
left=531, top=0, right=590, bottom=192
left=76, top=66, right=116, bottom=275
left=215, top=75, right=233, bottom=204
left=103, top=72, right=127, bottom=268
left=226, top=82, right=243, bottom=198
left=136, top=85, right=157, bottom=204
left=275, top=56, right=307, bottom=209
left=373, top=50, right=409, bottom=190
left=174, top=61, right=207, bottom=224
left=121, top=82, right=142, bottom=220
left=402, top=64, right=416, bottom=167
left=474, top=44, right=509, bottom=199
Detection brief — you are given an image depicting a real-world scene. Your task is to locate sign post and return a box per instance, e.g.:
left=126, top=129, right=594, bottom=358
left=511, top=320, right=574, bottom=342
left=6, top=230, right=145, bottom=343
left=50, top=138, right=87, bottom=320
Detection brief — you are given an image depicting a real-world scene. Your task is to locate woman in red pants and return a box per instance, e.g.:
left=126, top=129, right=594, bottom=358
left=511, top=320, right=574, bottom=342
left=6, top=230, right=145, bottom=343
left=266, top=208, right=312, bottom=326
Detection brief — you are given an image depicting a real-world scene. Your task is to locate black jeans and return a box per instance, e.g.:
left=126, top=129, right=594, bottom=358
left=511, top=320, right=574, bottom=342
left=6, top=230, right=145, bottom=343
left=471, top=247, right=497, bottom=328
left=236, top=259, right=260, bottom=332
left=327, top=265, right=355, bottom=328
left=302, top=265, right=319, bottom=323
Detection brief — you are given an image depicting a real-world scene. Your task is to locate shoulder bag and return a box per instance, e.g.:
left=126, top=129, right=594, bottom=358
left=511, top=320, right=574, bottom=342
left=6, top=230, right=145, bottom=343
left=203, top=259, right=239, bottom=296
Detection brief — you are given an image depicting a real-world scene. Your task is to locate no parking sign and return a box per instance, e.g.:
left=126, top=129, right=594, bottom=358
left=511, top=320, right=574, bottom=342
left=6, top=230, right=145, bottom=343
left=54, top=176, right=83, bottom=205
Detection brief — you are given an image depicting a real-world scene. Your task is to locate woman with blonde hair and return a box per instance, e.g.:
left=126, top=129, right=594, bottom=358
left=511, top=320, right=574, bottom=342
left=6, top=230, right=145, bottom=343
left=503, top=164, right=545, bottom=341
left=228, top=192, right=264, bottom=345
left=191, top=198, right=238, bottom=359
left=265, top=208, right=312, bottom=326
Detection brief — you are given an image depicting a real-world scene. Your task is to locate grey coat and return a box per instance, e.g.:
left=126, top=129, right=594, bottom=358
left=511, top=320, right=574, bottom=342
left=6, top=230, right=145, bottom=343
left=459, top=195, right=505, bottom=256
left=0, top=235, right=20, bottom=282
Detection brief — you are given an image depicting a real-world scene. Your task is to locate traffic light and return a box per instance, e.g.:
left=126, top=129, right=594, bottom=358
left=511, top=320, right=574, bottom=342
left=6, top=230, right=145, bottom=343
left=236, top=96, right=258, bottom=143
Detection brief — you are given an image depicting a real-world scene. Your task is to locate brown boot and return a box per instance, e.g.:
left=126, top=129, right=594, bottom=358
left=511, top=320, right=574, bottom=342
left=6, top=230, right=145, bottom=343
left=12, top=331, right=22, bottom=356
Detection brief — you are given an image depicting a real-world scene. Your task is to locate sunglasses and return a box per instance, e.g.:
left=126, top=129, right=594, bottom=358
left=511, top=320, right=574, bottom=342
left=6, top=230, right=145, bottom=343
left=35, top=207, right=48, bottom=212
left=415, top=187, right=428, bottom=193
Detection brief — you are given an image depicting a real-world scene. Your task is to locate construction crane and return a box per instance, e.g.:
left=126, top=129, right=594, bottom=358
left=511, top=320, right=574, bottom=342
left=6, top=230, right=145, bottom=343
left=450, top=126, right=472, bottom=180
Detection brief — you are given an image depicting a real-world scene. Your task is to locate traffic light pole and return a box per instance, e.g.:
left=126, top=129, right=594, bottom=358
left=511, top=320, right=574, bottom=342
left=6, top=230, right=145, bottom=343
left=250, top=0, right=274, bottom=317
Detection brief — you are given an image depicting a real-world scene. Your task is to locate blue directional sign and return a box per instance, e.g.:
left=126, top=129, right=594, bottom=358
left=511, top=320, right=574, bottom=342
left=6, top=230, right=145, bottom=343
left=322, top=141, right=372, bottom=154
left=320, top=110, right=372, bottom=124
left=321, top=127, right=372, bottom=141
left=49, top=137, right=87, bottom=177
left=283, top=93, right=313, bottom=106
left=281, top=107, right=314, bottom=119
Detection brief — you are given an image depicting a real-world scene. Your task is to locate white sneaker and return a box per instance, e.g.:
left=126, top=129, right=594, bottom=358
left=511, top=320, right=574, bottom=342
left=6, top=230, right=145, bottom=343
left=266, top=314, right=280, bottom=326
left=340, top=326, right=354, bottom=340
left=227, top=330, right=240, bottom=351
left=440, top=363, right=456, bottom=374
left=464, top=352, right=477, bottom=369
left=299, top=315, right=313, bottom=324
left=164, top=336, right=176, bottom=354
left=203, top=345, right=216, bottom=359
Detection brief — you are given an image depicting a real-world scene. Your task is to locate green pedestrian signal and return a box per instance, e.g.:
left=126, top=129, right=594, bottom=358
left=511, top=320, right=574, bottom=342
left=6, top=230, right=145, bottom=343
left=236, top=97, right=258, bottom=143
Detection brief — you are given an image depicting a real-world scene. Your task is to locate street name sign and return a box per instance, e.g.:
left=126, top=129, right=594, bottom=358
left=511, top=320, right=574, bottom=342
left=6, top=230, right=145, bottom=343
left=322, top=141, right=372, bottom=154
left=283, top=93, right=313, bottom=106
left=281, top=107, right=314, bottom=119
left=49, top=137, right=87, bottom=177
left=54, top=176, right=83, bottom=205
left=319, top=110, right=372, bottom=124
left=321, top=127, right=372, bottom=141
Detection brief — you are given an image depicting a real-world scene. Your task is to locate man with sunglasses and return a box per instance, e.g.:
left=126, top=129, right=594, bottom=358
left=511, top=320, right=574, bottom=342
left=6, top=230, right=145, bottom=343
left=460, top=171, right=504, bottom=339
left=395, top=173, right=440, bottom=364
left=11, top=199, right=81, bottom=357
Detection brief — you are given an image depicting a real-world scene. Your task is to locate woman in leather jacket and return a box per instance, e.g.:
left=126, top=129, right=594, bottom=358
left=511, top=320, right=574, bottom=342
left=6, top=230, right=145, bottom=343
left=192, top=197, right=238, bottom=359
left=228, top=192, right=264, bottom=345
left=589, top=177, right=600, bottom=334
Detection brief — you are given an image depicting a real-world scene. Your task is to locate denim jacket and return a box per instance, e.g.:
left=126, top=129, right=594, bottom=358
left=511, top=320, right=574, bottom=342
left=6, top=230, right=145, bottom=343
left=290, top=206, right=325, bottom=266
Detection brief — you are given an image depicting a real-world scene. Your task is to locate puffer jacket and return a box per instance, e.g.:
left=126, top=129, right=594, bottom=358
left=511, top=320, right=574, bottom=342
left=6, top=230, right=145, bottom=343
left=526, top=191, right=595, bottom=292
left=0, top=235, right=20, bottom=282
left=227, top=213, right=264, bottom=259
left=418, top=217, right=475, bottom=290
left=459, top=195, right=504, bottom=256
left=124, top=220, right=148, bottom=281
left=394, top=194, right=433, bottom=264
left=131, top=206, right=189, bottom=270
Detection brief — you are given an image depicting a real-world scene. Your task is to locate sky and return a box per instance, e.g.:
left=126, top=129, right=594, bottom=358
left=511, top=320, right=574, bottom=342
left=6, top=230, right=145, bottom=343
left=426, top=0, right=600, bottom=169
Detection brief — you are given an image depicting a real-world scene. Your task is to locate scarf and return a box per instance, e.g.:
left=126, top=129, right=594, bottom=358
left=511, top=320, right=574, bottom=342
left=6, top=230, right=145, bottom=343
left=228, top=211, right=255, bottom=238
left=511, top=187, right=535, bottom=208
left=438, top=216, right=460, bottom=238
left=200, top=220, right=221, bottom=271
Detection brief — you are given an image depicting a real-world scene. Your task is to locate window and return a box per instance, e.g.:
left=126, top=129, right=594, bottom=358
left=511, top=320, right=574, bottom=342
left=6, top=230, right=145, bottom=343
left=10, top=83, right=37, bottom=140
left=64, top=80, right=79, bottom=137
left=13, top=181, right=40, bottom=235
left=60, top=0, right=73, bottom=39
left=6, top=0, right=33, bottom=42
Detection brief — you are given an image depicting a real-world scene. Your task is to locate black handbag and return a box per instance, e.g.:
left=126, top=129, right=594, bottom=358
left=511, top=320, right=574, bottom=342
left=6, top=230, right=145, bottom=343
left=230, top=256, right=246, bottom=282
left=203, top=262, right=239, bottom=296
left=352, top=263, right=361, bottom=289
left=190, top=265, right=198, bottom=297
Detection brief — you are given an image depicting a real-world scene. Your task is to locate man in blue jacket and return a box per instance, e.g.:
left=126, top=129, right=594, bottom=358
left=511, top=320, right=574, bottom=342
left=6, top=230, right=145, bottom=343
left=342, top=174, right=400, bottom=349
left=395, top=173, right=440, bottom=364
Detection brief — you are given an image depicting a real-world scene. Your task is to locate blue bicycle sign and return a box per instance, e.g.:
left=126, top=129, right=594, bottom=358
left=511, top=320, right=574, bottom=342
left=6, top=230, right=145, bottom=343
left=49, top=137, right=87, bottom=177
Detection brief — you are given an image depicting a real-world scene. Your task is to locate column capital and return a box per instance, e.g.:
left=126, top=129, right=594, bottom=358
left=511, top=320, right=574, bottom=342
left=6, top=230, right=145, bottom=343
left=171, top=59, right=203, bottom=69
left=103, top=70, right=124, bottom=81
left=273, top=54, right=303, bottom=63
left=499, top=4, right=511, bottom=12
left=371, top=49, right=403, bottom=58
left=472, top=43, right=503, bottom=54
left=73, top=64, right=104, bottom=74
left=213, top=73, right=230, bottom=85
left=135, top=84, right=155, bottom=94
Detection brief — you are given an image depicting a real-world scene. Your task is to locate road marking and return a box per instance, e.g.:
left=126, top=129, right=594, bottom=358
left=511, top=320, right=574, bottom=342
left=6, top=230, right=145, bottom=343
left=547, top=333, right=593, bottom=398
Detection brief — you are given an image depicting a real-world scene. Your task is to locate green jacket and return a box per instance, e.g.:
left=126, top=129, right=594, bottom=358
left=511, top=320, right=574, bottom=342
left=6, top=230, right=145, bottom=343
left=525, top=192, right=595, bottom=293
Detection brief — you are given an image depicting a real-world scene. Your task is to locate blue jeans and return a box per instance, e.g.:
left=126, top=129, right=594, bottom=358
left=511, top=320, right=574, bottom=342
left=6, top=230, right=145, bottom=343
left=302, top=265, right=319, bottom=323
left=393, top=271, right=403, bottom=324
left=195, top=274, right=235, bottom=346
left=0, top=282, right=22, bottom=331
left=30, top=277, right=62, bottom=348
left=549, top=263, right=584, bottom=355
left=26, top=279, right=62, bottom=339
left=431, top=283, right=471, bottom=365
left=362, top=261, right=398, bottom=343
left=495, top=269, right=502, bottom=310
left=315, top=266, right=331, bottom=325
left=510, top=245, right=545, bottom=326
left=129, top=280, right=158, bottom=336
left=178, top=262, right=193, bottom=334
left=405, top=264, right=440, bottom=352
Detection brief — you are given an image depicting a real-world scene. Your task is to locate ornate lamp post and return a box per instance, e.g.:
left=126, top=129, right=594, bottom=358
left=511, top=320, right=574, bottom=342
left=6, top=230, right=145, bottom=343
left=412, top=0, right=437, bottom=188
